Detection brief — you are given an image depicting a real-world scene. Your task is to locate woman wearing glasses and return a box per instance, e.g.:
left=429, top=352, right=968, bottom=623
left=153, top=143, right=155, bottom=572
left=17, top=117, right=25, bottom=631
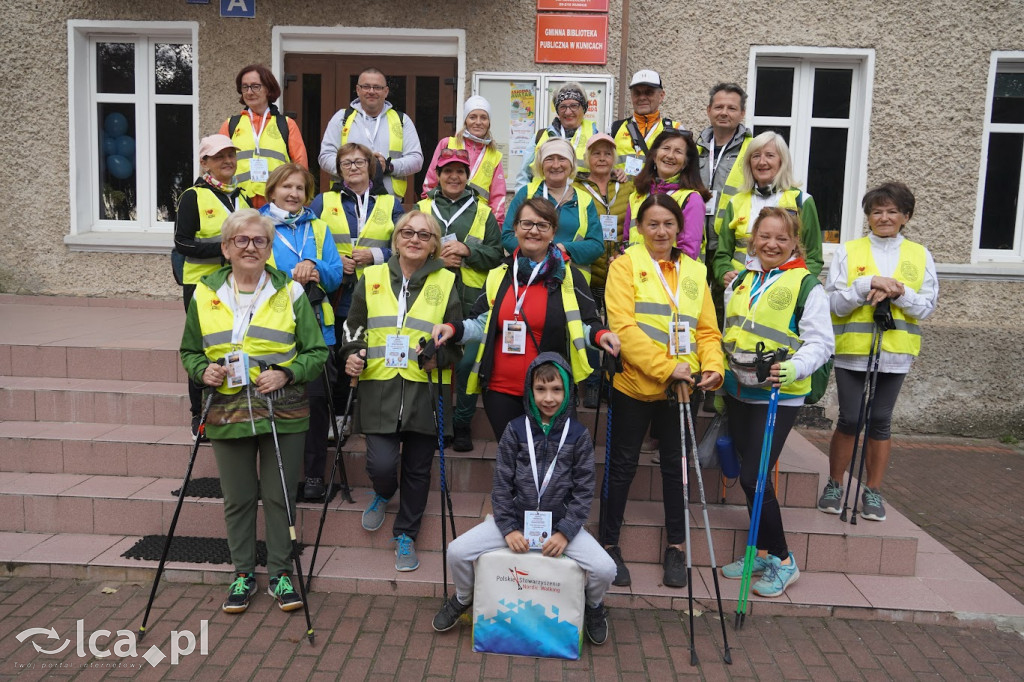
left=219, top=64, right=307, bottom=208
left=416, top=148, right=502, bottom=451
left=259, top=164, right=344, bottom=501
left=340, top=211, right=462, bottom=572
left=623, top=129, right=711, bottom=261
left=422, top=96, right=507, bottom=223
left=514, top=82, right=601, bottom=191
left=433, top=198, right=620, bottom=441
left=179, top=208, right=328, bottom=615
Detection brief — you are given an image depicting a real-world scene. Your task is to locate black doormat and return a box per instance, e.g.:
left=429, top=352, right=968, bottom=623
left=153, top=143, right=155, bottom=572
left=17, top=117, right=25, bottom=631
left=171, top=478, right=342, bottom=504
left=121, top=535, right=304, bottom=566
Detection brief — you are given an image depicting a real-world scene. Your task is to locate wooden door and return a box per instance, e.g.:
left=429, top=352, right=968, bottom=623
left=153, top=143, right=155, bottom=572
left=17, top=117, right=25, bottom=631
left=283, top=54, right=458, bottom=206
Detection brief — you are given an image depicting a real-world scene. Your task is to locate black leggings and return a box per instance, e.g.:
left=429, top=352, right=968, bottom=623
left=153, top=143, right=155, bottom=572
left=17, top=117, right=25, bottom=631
left=725, top=395, right=799, bottom=560
left=834, top=367, right=906, bottom=441
left=482, top=390, right=526, bottom=442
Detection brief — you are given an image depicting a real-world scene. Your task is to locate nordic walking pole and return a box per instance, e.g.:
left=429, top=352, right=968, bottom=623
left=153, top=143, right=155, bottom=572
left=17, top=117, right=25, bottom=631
left=735, top=344, right=787, bottom=630
left=677, top=381, right=732, bottom=664
left=671, top=380, right=698, bottom=666
left=597, top=353, right=621, bottom=540
left=261, top=364, right=315, bottom=645
left=306, top=375, right=359, bottom=592
left=839, top=326, right=879, bottom=522
left=139, top=389, right=214, bottom=640
left=849, top=300, right=895, bottom=524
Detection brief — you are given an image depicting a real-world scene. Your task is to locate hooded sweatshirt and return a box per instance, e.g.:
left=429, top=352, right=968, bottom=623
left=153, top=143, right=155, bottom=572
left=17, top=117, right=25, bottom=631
left=490, top=352, right=596, bottom=542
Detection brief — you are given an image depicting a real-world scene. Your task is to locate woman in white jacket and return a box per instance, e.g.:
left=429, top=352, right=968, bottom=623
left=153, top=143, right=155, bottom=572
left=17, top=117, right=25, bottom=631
left=818, top=182, right=938, bottom=522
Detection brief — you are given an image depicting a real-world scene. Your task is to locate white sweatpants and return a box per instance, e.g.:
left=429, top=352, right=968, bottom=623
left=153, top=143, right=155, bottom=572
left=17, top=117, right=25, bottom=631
left=446, top=515, right=617, bottom=608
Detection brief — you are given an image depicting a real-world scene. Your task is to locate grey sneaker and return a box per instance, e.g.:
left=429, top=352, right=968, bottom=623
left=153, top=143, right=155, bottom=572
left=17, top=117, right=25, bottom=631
left=393, top=534, right=419, bottom=571
left=362, top=493, right=389, bottom=531
left=817, top=478, right=843, bottom=514
left=860, top=486, right=886, bottom=521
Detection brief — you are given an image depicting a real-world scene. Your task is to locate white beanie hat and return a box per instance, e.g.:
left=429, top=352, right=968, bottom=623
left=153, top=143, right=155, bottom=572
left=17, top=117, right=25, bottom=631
left=464, top=95, right=492, bottom=118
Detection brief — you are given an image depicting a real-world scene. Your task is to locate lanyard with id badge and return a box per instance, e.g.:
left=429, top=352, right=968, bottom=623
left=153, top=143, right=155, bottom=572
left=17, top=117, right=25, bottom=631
left=524, top=418, right=570, bottom=550
left=247, top=110, right=271, bottom=183
left=652, top=256, right=691, bottom=357
left=385, top=278, right=412, bottom=368
left=581, top=181, right=621, bottom=242
left=431, top=198, right=473, bottom=247
left=503, top=257, right=542, bottom=355
left=225, top=272, right=269, bottom=387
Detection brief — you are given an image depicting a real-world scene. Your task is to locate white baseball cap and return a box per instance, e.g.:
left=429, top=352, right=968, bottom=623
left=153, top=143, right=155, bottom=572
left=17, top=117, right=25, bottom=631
left=629, top=70, right=663, bottom=89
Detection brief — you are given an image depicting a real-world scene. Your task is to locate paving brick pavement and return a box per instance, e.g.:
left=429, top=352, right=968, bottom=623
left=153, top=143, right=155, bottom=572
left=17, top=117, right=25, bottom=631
left=800, top=430, right=1024, bottom=604
left=3, top=576, right=1024, bottom=680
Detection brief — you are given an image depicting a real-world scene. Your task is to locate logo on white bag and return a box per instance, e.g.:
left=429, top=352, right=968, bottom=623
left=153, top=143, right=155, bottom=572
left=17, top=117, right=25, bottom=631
left=496, top=567, right=563, bottom=594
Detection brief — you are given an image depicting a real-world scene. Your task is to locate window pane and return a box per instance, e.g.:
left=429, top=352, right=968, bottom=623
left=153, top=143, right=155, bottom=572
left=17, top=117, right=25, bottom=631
left=979, top=132, right=1023, bottom=250
left=812, top=68, right=852, bottom=119
left=155, top=104, right=193, bottom=223
left=97, top=42, right=135, bottom=94
left=97, top=102, right=137, bottom=221
left=301, top=73, right=323, bottom=194
left=154, top=43, right=193, bottom=95
left=414, top=76, right=440, bottom=201
left=806, top=127, right=848, bottom=243
left=753, top=125, right=790, bottom=145
left=992, top=72, right=1024, bottom=124
left=754, top=67, right=794, bottom=117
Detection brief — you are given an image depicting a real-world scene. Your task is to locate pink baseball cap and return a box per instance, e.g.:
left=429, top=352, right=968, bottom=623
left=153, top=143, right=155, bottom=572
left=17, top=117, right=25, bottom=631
left=198, top=134, right=239, bottom=159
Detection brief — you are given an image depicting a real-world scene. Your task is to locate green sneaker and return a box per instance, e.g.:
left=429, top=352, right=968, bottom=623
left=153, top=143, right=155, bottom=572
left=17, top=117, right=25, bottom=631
left=721, top=555, right=772, bottom=580
left=221, top=573, right=257, bottom=614
left=817, top=478, right=843, bottom=515
left=268, top=573, right=303, bottom=612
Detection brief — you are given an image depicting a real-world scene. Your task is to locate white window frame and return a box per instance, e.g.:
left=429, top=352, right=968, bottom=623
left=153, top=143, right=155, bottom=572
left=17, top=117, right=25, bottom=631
left=746, top=46, right=874, bottom=250
left=67, top=20, right=199, bottom=253
left=973, top=52, right=1024, bottom=264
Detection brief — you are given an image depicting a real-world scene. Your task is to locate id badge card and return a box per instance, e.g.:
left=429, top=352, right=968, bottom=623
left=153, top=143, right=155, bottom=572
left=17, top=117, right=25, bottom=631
left=440, top=232, right=458, bottom=245
left=226, top=350, right=249, bottom=388
left=249, top=157, right=269, bottom=183
left=502, top=320, right=526, bottom=355
left=705, top=189, right=718, bottom=216
left=600, top=214, right=617, bottom=241
left=624, top=155, right=644, bottom=176
left=384, top=334, right=410, bottom=368
left=524, top=510, right=553, bottom=550
left=669, top=320, right=691, bottom=356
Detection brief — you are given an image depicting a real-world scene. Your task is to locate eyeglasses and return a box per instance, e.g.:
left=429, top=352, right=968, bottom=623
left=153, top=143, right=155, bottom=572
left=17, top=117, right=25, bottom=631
left=556, top=102, right=583, bottom=113
left=230, top=235, right=269, bottom=249
left=357, top=83, right=387, bottom=92
left=398, top=228, right=434, bottom=242
left=516, top=219, right=554, bottom=233
left=339, top=158, right=368, bottom=169
left=240, top=84, right=263, bottom=93
left=439, top=148, right=471, bottom=162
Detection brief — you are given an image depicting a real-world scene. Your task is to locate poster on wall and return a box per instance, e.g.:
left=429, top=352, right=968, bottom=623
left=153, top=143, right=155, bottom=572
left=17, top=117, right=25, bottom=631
left=509, top=82, right=537, bottom=157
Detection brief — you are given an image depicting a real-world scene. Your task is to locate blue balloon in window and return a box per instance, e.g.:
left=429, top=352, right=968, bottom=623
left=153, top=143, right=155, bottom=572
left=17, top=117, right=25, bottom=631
left=107, top=154, right=134, bottom=179
left=102, top=135, right=118, bottom=157
left=115, top=135, right=135, bottom=160
left=104, top=112, right=129, bottom=137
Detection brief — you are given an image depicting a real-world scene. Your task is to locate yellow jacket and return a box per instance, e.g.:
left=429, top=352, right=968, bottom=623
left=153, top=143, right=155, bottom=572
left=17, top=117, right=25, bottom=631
left=606, top=247, right=724, bottom=401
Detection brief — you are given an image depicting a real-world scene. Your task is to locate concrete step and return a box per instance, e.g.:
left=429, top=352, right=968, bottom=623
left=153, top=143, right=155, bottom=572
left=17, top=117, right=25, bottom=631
left=0, top=473, right=916, bottom=575
left=0, top=376, right=190, bottom=425
left=0, top=422, right=820, bottom=506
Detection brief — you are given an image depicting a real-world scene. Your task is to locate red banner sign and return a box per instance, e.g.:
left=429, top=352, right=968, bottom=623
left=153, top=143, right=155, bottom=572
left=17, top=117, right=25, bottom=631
left=537, top=0, right=609, bottom=11
left=535, top=14, right=609, bottom=65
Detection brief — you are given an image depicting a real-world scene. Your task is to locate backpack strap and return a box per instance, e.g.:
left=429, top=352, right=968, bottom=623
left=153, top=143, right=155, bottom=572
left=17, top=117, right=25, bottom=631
left=610, top=118, right=626, bottom=138
left=227, top=114, right=242, bottom=138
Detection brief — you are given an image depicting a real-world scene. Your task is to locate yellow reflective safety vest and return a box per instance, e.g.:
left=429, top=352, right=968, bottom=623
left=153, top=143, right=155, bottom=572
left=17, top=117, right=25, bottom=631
left=725, top=188, right=802, bottom=271
left=526, top=178, right=594, bottom=283
left=535, top=125, right=596, bottom=174
left=266, top=221, right=336, bottom=331
left=416, top=195, right=490, bottom=288
left=231, top=113, right=291, bottom=200
left=613, top=116, right=676, bottom=171
left=341, top=108, right=408, bottom=197
left=320, top=191, right=396, bottom=278
left=466, top=263, right=592, bottom=394
left=360, top=264, right=455, bottom=383
left=195, top=277, right=300, bottom=395
left=697, top=136, right=751, bottom=237
left=626, top=243, right=705, bottom=374
left=447, top=137, right=502, bottom=201
left=723, top=267, right=811, bottom=397
left=181, top=187, right=249, bottom=285
left=626, top=188, right=698, bottom=245
left=832, top=237, right=926, bottom=357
